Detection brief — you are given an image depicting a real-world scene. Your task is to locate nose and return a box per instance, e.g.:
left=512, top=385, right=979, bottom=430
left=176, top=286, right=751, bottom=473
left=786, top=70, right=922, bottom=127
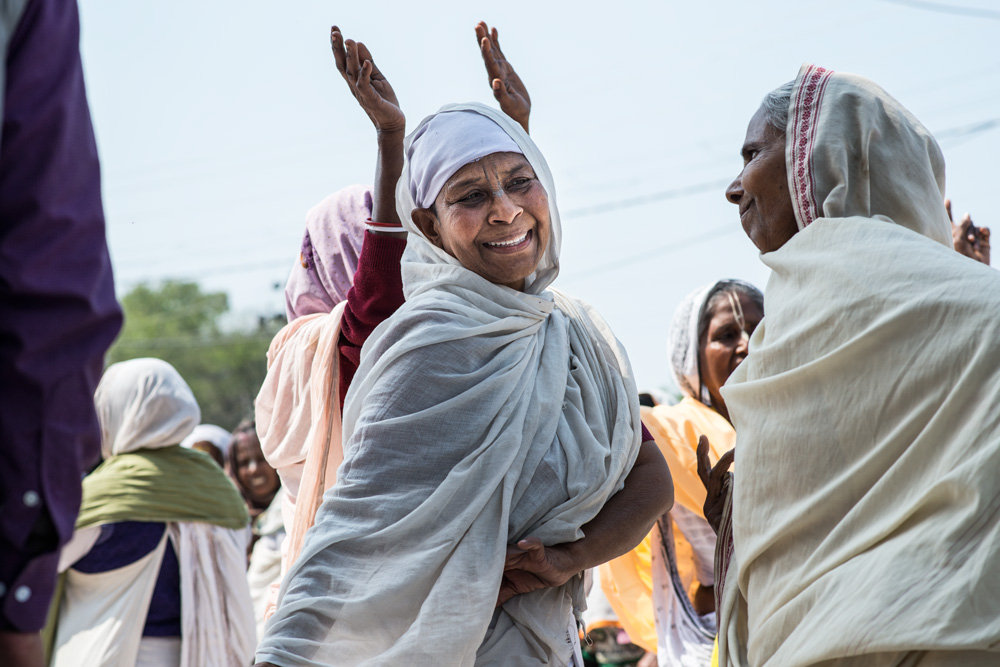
left=489, top=189, right=522, bottom=224
left=247, top=459, right=259, bottom=473
left=735, top=330, right=750, bottom=358
left=726, top=175, right=744, bottom=205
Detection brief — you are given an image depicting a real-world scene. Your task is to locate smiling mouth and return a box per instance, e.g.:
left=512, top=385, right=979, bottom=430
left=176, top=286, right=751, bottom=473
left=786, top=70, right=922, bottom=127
left=484, top=229, right=532, bottom=252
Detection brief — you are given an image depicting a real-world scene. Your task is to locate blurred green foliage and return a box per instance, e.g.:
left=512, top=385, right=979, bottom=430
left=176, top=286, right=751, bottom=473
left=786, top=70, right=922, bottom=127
left=107, top=280, right=284, bottom=429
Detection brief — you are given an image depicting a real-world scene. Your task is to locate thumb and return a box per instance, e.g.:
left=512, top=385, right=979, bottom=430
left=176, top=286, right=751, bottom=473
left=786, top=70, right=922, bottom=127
left=492, top=78, right=511, bottom=104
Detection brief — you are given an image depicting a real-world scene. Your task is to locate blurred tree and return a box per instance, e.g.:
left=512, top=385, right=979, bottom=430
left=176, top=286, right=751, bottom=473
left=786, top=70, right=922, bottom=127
left=107, top=280, right=283, bottom=429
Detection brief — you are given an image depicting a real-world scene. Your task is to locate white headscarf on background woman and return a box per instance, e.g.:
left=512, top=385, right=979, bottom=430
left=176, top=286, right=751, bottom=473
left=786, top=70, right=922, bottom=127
left=95, top=357, right=200, bottom=458
left=667, top=279, right=759, bottom=406
left=180, top=423, right=232, bottom=455
left=257, top=103, right=641, bottom=666
left=716, top=65, right=1000, bottom=666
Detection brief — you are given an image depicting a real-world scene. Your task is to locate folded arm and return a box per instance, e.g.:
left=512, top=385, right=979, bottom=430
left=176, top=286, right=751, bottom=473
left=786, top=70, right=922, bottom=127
left=499, top=430, right=673, bottom=605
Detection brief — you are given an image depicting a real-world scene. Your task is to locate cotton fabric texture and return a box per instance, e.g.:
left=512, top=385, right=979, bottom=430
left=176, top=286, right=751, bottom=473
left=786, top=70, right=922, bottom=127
left=51, top=359, right=255, bottom=667
left=256, top=103, right=641, bottom=666
left=716, top=64, right=1000, bottom=666
left=284, top=185, right=370, bottom=320
left=255, top=303, right=347, bottom=567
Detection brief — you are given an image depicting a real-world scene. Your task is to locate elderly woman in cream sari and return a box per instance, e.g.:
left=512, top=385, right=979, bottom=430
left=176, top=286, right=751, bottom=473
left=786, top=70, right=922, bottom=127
left=254, top=27, right=672, bottom=667
left=714, top=65, right=1000, bottom=666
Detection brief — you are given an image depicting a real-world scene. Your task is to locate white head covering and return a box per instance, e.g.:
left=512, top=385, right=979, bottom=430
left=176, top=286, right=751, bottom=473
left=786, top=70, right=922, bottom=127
left=396, top=102, right=562, bottom=296
left=787, top=65, right=950, bottom=244
left=180, top=424, right=233, bottom=456
left=95, top=358, right=201, bottom=458
left=667, top=279, right=761, bottom=405
left=405, top=110, right=522, bottom=209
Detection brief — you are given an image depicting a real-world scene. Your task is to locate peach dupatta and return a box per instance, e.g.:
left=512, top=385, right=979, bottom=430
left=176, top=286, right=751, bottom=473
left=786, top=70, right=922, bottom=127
left=254, top=301, right=346, bottom=575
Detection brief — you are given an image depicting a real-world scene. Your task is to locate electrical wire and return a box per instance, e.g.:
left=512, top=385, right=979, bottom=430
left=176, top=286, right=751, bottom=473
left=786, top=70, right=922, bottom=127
left=877, top=0, right=1000, bottom=20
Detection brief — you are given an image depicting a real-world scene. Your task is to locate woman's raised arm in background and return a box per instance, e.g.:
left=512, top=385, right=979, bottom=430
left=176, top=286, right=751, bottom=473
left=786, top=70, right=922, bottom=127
left=330, top=26, right=404, bottom=227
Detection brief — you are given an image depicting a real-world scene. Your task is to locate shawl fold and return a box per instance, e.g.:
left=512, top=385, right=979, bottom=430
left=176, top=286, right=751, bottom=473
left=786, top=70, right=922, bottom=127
left=76, top=445, right=248, bottom=531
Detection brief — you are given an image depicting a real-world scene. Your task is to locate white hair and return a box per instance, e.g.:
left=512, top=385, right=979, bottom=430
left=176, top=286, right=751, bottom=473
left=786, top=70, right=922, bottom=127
left=761, top=80, right=795, bottom=133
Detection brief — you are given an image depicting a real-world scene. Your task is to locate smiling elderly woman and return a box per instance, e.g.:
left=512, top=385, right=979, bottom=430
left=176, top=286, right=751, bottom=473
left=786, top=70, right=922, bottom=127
left=716, top=65, right=1000, bottom=666
left=253, top=28, right=671, bottom=667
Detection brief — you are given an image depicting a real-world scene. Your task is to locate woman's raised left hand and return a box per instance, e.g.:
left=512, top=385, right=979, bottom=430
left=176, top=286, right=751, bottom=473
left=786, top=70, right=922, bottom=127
left=496, top=536, right=577, bottom=606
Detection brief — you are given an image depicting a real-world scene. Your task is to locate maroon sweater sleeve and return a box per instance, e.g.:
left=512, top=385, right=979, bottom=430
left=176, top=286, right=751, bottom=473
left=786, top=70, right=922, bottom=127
left=337, top=231, right=406, bottom=408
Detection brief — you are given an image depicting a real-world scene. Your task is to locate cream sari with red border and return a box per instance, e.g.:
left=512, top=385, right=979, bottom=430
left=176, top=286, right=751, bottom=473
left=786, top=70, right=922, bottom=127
left=717, top=65, right=1000, bottom=666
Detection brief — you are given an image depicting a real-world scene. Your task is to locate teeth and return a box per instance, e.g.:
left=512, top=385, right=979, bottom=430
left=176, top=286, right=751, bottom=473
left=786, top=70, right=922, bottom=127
left=486, top=232, right=528, bottom=247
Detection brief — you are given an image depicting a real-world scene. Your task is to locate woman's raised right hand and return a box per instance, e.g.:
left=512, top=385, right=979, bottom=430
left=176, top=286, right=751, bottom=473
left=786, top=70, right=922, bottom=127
left=330, top=26, right=405, bottom=136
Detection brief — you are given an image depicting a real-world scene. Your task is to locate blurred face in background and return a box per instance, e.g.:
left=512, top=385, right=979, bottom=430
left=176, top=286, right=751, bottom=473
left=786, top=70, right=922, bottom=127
left=231, top=431, right=279, bottom=506
left=190, top=440, right=225, bottom=468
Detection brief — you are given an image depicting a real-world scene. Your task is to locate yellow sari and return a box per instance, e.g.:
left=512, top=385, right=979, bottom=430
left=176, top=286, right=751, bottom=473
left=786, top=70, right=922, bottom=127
left=600, top=396, right=733, bottom=654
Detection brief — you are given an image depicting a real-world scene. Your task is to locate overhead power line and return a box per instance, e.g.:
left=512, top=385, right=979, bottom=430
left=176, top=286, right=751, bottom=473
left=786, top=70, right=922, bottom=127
left=878, top=0, right=1000, bottom=20
left=563, top=179, right=732, bottom=219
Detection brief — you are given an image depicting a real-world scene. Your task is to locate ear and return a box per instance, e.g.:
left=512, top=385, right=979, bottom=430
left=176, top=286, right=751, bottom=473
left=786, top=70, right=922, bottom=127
left=411, top=207, right=444, bottom=249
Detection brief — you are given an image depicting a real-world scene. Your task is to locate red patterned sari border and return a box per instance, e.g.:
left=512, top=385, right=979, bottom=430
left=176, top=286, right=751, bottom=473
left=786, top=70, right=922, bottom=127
left=789, top=65, right=834, bottom=228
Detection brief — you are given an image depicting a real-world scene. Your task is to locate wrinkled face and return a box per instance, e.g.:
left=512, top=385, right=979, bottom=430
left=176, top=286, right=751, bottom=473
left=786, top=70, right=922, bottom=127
left=412, top=152, right=551, bottom=291
left=698, top=292, right=764, bottom=412
left=232, top=432, right=279, bottom=504
left=726, top=106, right=798, bottom=253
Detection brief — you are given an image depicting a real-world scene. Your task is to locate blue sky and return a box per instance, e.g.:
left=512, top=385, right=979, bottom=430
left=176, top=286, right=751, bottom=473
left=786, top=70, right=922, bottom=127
left=78, top=0, right=1000, bottom=392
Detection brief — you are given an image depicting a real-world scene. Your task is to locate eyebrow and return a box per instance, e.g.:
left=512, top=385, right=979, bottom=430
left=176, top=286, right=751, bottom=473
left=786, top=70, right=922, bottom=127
left=740, top=142, right=761, bottom=159
left=445, top=163, right=534, bottom=193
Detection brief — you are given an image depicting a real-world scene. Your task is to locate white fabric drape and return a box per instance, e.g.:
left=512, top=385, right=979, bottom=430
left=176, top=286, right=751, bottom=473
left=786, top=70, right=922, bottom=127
left=716, top=64, right=1000, bottom=666
left=52, top=532, right=168, bottom=666
left=53, top=524, right=254, bottom=667
left=256, top=103, right=640, bottom=666
left=173, top=523, right=256, bottom=667
left=94, top=358, right=200, bottom=458
left=650, top=519, right=715, bottom=667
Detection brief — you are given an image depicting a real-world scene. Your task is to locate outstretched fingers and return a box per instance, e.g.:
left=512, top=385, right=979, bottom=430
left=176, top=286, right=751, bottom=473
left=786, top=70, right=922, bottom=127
left=330, top=26, right=348, bottom=76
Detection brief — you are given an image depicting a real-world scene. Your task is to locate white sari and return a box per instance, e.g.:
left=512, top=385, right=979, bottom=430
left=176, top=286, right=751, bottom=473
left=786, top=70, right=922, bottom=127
left=256, top=104, right=641, bottom=666
left=716, top=65, right=1000, bottom=666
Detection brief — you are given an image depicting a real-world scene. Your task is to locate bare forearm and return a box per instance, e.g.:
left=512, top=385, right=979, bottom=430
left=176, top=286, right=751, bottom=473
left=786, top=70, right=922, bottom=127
left=561, top=440, right=672, bottom=570
left=372, top=130, right=404, bottom=226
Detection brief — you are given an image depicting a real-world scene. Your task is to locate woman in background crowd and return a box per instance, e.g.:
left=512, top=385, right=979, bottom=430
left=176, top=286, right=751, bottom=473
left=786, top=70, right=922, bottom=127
left=180, top=423, right=231, bottom=468
left=227, top=420, right=285, bottom=639
left=602, top=280, right=760, bottom=665
left=715, top=64, right=1000, bottom=665
left=48, top=358, right=254, bottom=666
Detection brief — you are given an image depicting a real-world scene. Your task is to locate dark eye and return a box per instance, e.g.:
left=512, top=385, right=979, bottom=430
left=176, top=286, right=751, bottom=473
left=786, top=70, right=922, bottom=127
left=457, top=191, right=485, bottom=205
left=508, top=176, right=532, bottom=190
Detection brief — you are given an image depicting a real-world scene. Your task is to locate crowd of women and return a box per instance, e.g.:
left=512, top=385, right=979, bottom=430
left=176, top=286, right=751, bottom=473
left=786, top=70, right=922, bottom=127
left=38, top=17, right=999, bottom=667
